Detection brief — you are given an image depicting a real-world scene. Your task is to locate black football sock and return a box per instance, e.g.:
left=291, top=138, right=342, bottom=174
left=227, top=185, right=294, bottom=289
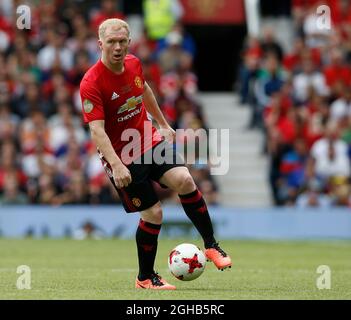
left=179, top=189, right=216, bottom=248
left=136, top=219, right=161, bottom=281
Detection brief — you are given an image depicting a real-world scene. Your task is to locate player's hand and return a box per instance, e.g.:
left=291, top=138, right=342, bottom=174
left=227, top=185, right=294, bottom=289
left=112, top=164, right=132, bottom=189
left=159, top=124, right=176, bottom=144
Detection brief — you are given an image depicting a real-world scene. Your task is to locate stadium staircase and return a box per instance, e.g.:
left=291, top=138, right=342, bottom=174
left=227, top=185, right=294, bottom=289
left=198, top=93, right=272, bottom=207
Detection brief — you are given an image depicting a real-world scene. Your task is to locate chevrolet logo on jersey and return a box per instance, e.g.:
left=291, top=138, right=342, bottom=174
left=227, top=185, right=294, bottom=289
left=117, top=95, right=143, bottom=114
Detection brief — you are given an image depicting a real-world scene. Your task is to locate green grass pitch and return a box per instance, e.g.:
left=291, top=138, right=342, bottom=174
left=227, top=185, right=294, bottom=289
left=0, top=239, right=350, bottom=300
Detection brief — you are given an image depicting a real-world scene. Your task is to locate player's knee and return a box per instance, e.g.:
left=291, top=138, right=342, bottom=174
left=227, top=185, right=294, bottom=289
left=141, top=203, right=163, bottom=224
left=178, top=173, right=196, bottom=194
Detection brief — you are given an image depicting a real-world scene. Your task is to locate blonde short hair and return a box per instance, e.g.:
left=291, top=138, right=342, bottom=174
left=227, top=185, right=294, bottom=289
left=98, top=18, right=130, bottom=40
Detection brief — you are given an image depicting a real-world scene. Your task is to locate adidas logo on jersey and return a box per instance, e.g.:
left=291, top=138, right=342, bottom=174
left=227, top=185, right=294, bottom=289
left=111, top=92, right=119, bottom=100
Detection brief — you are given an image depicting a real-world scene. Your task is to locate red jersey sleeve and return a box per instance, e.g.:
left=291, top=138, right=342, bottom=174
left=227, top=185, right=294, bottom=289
left=80, top=78, right=105, bottom=123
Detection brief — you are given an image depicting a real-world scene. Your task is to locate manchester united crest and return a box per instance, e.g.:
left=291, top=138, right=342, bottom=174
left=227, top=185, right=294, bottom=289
left=132, top=197, right=141, bottom=207
left=134, top=76, right=143, bottom=89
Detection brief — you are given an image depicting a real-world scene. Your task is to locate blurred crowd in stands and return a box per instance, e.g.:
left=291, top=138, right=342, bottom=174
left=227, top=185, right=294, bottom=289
left=0, top=0, right=219, bottom=206
left=239, top=0, right=351, bottom=207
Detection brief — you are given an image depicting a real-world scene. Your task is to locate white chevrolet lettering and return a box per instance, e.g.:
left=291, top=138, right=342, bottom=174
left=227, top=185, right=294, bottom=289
left=117, top=108, right=141, bottom=122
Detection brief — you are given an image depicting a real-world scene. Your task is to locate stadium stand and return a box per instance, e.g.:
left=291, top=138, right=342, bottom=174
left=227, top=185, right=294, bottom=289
left=238, top=0, right=351, bottom=207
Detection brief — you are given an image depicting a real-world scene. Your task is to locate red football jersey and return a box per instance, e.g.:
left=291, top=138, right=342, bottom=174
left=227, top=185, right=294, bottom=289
left=80, top=54, right=162, bottom=164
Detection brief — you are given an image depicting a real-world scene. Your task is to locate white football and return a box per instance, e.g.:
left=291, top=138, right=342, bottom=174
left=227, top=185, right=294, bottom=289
left=168, top=243, right=206, bottom=281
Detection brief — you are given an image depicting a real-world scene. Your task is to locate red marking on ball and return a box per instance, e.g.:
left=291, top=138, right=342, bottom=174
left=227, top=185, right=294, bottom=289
left=182, top=253, right=203, bottom=274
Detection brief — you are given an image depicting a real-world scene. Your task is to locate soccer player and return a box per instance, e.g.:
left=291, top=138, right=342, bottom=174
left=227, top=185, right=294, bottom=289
left=80, top=18, right=232, bottom=290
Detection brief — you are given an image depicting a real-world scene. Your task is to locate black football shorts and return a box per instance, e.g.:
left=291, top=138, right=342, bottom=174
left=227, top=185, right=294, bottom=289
left=100, top=140, right=185, bottom=213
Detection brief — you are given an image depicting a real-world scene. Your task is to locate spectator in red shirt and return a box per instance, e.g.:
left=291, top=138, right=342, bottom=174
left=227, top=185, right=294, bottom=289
left=283, top=38, right=322, bottom=73
left=329, top=0, right=351, bottom=28
left=298, top=91, right=328, bottom=149
left=90, top=0, right=125, bottom=35
left=323, top=48, right=351, bottom=95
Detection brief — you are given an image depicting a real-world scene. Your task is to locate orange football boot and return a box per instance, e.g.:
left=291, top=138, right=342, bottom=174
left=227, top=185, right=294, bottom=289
left=205, top=243, right=232, bottom=270
left=135, top=273, right=176, bottom=290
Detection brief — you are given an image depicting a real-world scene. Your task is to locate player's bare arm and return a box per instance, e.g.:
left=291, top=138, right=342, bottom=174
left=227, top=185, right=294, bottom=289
left=88, top=119, right=132, bottom=188
left=143, top=81, right=176, bottom=143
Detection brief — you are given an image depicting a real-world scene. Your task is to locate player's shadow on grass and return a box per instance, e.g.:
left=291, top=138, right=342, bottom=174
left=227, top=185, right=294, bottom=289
left=168, top=287, right=236, bottom=292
